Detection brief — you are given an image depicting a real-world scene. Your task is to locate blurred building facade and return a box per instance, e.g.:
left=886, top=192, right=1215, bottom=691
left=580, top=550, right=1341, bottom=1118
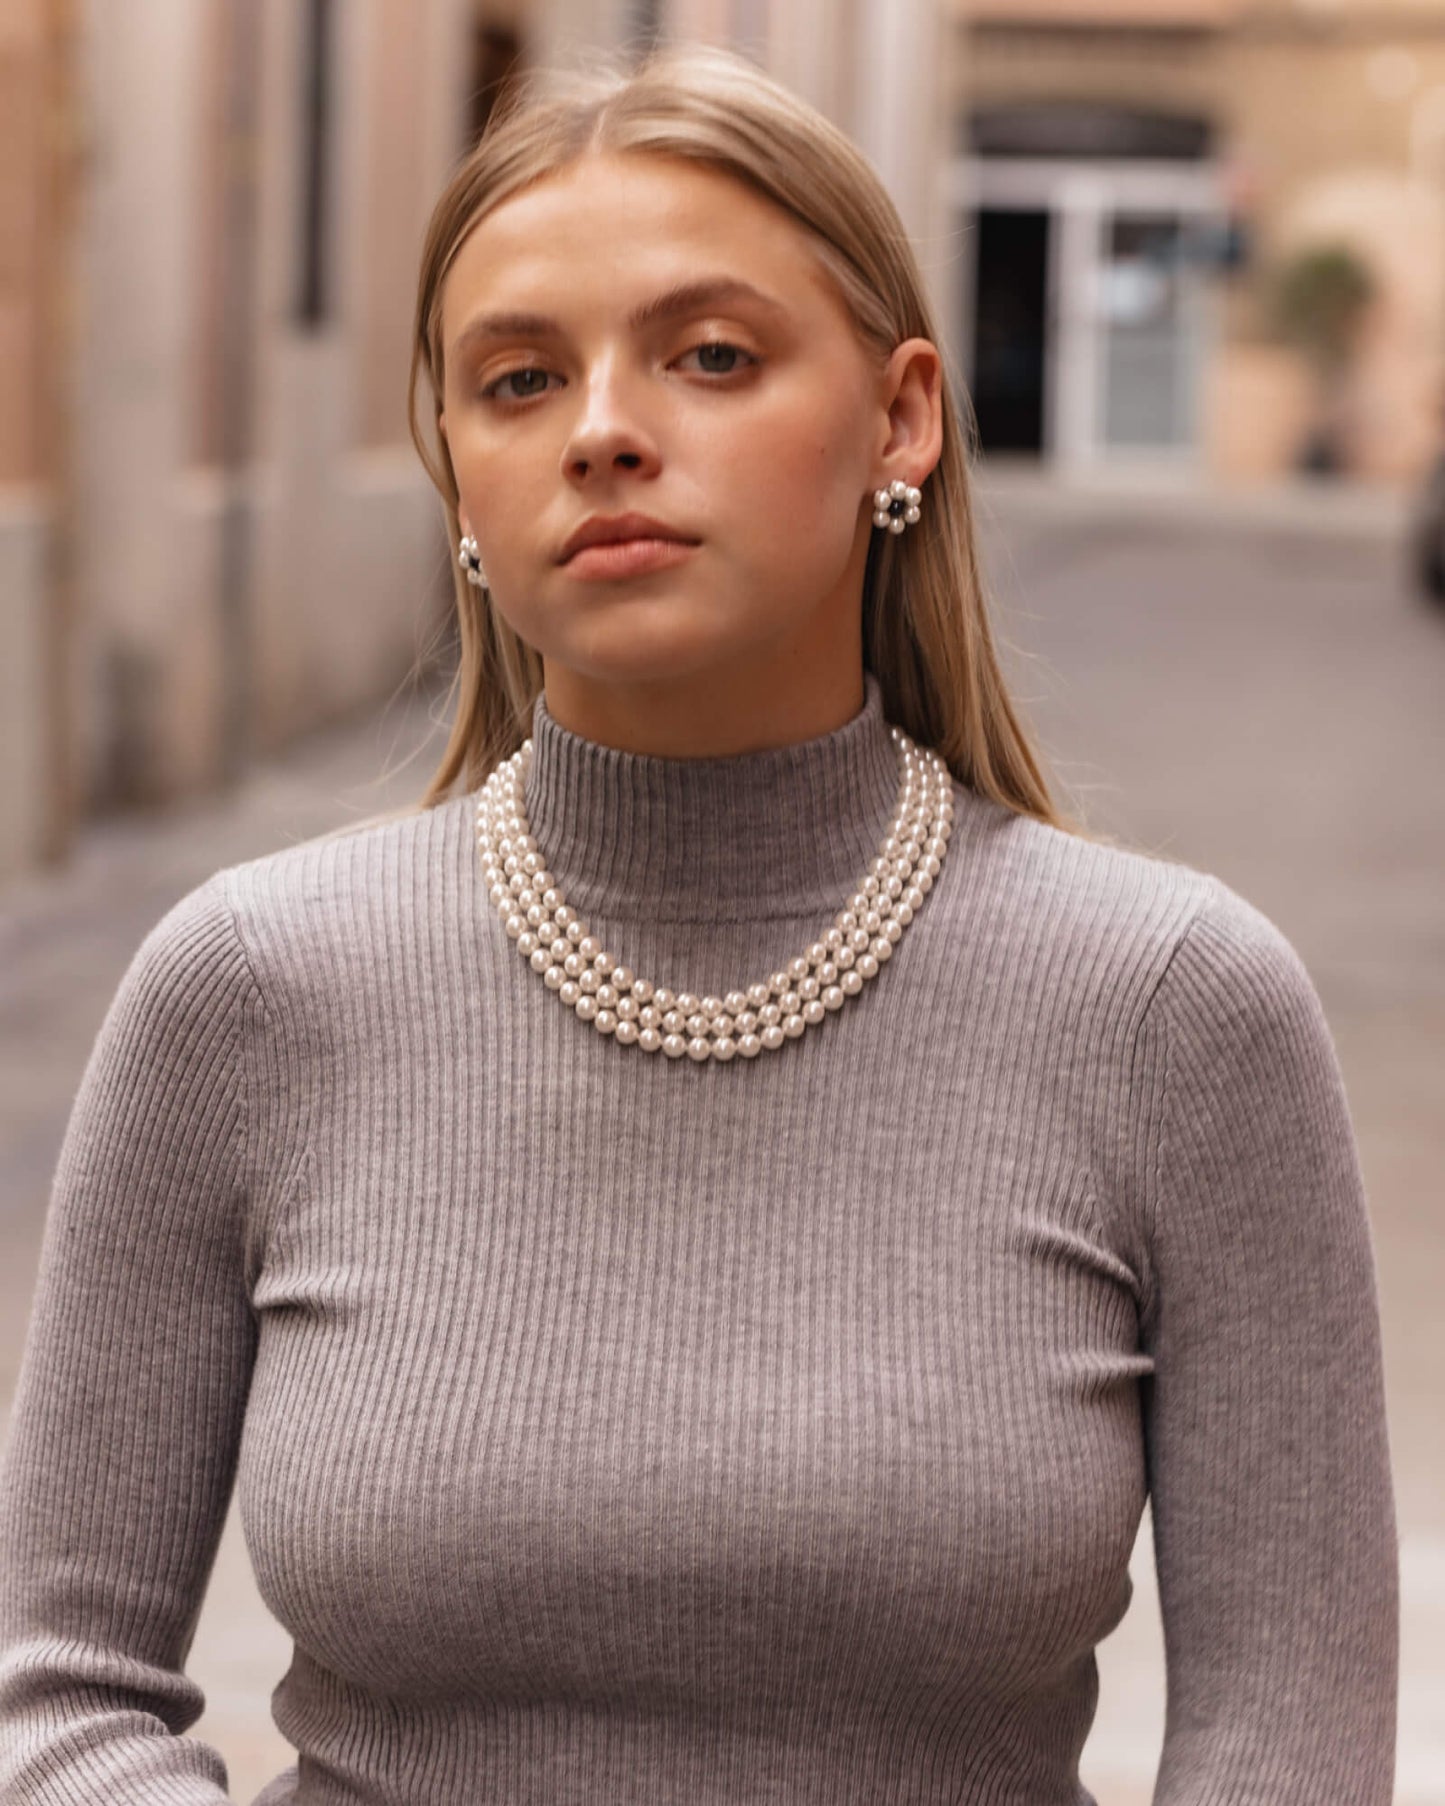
left=952, top=0, right=1445, bottom=483
left=0, top=0, right=950, bottom=881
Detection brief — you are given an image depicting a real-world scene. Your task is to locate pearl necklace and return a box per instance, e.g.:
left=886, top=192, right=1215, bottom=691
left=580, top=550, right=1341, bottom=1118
left=475, top=722, right=954, bottom=1063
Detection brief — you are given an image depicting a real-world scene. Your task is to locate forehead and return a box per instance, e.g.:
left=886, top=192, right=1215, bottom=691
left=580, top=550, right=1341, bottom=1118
left=441, top=150, right=849, bottom=342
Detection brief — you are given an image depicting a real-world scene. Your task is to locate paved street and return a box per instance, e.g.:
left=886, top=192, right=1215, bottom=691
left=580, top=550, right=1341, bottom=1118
left=2, top=472, right=1441, bottom=1803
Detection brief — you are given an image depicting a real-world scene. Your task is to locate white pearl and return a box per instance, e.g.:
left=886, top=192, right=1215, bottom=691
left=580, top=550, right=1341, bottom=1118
left=476, top=729, right=954, bottom=1068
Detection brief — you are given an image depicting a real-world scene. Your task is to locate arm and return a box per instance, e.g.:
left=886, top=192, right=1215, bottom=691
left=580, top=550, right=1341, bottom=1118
left=0, top=872, right=265, bottom=1803
left=1137, top=883, right=1398, bottom=1803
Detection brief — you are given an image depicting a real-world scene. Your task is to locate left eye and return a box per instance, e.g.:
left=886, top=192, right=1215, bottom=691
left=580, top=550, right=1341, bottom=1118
left=483, top=367, right=554, bottom=401
left=677, top=341, right=754, bottom=375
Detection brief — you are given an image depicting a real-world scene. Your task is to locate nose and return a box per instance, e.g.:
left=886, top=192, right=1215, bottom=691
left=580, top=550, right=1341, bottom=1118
left=560, top=355, right=661, bottom=483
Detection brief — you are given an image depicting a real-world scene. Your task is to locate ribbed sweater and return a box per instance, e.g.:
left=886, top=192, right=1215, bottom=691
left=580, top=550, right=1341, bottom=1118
left=0, top=671, right=1398, bottom=1804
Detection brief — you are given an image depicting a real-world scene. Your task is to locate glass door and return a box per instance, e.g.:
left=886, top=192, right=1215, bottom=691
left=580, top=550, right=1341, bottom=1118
left=1097, top=211, right=1201, bottom=453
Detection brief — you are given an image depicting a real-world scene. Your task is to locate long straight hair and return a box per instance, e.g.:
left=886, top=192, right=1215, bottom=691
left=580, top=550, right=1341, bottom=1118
left=389, top=42, right=1103, bottom=842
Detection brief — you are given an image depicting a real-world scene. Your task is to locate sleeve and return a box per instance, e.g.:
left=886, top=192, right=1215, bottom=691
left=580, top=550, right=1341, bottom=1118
left=1136, top=884, right=1398, bottom=1804
left=0, top=871, right=266, bottom=1803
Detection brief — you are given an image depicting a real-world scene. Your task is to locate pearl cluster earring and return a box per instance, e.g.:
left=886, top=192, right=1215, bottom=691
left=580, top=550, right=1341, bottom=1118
left=873, top=479, right=923, bottom=535
left=458, top=533, right=487, bottom=590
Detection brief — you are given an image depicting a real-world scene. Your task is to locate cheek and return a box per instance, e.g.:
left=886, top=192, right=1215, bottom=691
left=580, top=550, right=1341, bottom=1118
left=708, top=404, right=865, bottom=549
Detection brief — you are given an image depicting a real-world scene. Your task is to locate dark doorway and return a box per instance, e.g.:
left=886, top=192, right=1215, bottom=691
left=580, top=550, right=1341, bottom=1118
left=969, top=208, right=1050, bottom=456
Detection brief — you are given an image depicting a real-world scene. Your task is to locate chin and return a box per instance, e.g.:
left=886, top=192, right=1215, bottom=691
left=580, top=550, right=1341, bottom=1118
left=560, top=604, right=754, bottom=681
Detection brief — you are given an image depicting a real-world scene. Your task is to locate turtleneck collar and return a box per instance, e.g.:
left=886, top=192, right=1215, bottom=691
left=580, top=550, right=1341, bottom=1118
left=520, top=671, right=907, bottom=924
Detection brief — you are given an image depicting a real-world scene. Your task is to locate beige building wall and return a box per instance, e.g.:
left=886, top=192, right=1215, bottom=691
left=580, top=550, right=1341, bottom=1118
left=0, top=1, right=77, bottom=882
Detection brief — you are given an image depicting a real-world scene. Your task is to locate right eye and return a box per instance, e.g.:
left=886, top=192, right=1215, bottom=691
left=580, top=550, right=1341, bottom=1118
left=481, top=366, right=556, bottom=402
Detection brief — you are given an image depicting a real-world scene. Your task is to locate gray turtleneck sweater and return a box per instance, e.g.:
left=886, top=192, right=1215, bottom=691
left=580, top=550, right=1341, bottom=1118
left=0, top=672, right=1398, bottom=1803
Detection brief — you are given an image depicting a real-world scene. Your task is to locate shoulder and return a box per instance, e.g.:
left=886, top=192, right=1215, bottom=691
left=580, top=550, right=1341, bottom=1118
left=212, top=793, right=475, bottom=988
left=1145, top=870, right=1337, bottom=1100
left=939, top=786, right=1330, bottom=1056
left=112, top=796, right=473, bottom=1042
left=939, top=783, right=1217, bottom=1010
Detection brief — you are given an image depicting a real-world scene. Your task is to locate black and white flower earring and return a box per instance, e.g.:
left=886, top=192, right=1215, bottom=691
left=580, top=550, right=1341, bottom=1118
left=872, top=479, right=923, bottom=535
left=458, top=532, right=488, bottom=591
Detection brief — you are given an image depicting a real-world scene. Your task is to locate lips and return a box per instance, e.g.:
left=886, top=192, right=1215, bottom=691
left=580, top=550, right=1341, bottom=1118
left=559, top=512, right=699, bottom=564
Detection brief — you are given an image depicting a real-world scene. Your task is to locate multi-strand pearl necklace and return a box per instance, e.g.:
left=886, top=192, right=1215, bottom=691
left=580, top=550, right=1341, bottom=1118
left=475, top=723, right=955, bottom=1064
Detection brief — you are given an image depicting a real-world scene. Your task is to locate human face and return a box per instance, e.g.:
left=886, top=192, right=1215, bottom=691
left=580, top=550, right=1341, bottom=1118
left=438, top=150, right=941, bottom=758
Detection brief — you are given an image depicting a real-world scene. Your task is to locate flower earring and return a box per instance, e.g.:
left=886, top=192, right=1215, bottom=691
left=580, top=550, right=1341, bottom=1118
left=458, top=533, right=488, bottom=590
left=872, top=479, right=923, bottom=535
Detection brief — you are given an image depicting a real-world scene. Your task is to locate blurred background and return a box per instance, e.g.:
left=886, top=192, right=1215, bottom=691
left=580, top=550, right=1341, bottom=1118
left=1, top=0, right=1442, bottom=1801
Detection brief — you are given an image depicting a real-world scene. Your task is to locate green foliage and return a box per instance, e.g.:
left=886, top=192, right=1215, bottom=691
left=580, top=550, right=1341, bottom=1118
left=1268, top=242, right=1376, bottom=378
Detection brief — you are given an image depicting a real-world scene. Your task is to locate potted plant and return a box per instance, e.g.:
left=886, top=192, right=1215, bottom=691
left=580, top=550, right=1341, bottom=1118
left=1267, top=242, right=1376, bottom=476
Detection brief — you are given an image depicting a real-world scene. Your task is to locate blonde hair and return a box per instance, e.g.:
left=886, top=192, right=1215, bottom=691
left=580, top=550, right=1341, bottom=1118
left=349, top=41, right=1116, bottom=846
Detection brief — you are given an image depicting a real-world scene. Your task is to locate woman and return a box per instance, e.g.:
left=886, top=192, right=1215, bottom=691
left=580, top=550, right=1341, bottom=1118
left=0, top=42, right=1397, bottom=1805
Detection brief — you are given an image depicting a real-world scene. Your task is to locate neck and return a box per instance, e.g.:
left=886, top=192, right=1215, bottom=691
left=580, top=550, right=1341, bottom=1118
left=519, top=670, right=905, bottom=925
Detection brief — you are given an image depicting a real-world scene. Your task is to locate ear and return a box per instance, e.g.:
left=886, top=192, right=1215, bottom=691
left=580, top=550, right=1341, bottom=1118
left=872, top=338, right=944, bottom=495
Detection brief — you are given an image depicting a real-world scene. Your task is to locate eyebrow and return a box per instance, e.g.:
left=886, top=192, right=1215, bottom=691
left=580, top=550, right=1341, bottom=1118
left=447, top=277, right=789, bottom=363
